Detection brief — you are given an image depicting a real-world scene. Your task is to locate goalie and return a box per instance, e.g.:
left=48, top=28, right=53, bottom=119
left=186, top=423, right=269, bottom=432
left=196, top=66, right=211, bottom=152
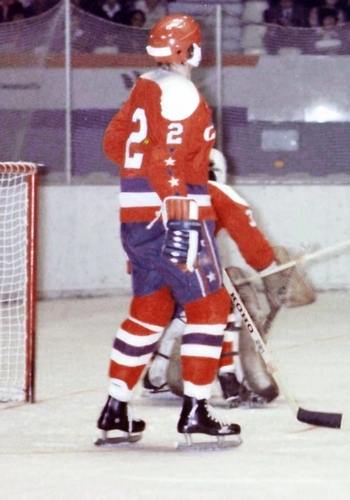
left=142, top=149, right=316, bottom=407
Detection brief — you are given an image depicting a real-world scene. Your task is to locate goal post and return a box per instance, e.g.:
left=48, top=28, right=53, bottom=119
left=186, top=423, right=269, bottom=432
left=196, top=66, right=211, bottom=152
left=0, top=162, right=38, bottom=403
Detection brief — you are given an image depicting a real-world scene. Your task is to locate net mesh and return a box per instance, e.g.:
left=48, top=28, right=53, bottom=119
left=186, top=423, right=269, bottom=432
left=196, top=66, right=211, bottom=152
left=243, top=17, right=350, bottom=56
left=0, top=1, right=349, bottom=183
left=0, top=164, right=36, bottom=402
left=0, top=3, right=65, bottom=173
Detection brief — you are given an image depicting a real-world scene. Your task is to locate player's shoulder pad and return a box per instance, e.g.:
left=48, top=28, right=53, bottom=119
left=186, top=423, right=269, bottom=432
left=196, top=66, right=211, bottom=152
left=141, top=69, right=200, bottom=121
left=209, top=180, right=249, bottom=207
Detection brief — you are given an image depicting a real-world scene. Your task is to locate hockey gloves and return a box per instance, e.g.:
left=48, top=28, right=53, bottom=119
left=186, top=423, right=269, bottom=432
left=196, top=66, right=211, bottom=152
left=161, top=196, right=201, bottom=272
left=262, top=268, right=288, bottom=310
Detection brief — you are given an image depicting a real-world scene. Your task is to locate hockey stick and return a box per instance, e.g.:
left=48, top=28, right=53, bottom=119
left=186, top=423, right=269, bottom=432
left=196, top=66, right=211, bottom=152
left=235, top=239, right=350, bottom=285
left=223, top=269, right=342, bottom=429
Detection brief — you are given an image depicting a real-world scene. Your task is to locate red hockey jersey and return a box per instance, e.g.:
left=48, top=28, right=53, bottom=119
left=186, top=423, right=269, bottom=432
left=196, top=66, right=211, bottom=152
left=209, top=181, right=274, bottom=271
left=103, top=68, right=216, bottom=223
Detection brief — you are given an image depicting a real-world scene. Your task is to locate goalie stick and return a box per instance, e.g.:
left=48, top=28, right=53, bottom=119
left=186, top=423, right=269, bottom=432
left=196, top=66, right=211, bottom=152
left=223, top=269, right=342, bottom=429
left=234, top=238, right=350, bottom=285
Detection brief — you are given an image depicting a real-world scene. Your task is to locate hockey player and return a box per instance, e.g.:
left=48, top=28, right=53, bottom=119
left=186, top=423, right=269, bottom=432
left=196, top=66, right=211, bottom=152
left=143, top=149, right=283, bottom=407
left=96, top=15, right=241, bottom=448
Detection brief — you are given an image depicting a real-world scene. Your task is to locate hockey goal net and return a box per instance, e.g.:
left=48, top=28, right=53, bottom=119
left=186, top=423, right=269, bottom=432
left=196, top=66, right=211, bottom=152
left=0, top=162, right=38, bottom=403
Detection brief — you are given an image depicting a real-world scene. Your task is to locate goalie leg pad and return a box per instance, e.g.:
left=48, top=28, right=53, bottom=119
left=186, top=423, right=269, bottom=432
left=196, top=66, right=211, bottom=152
left=225, top=267, right=279, bottom=400
left=166, top=337, right=184, bottom=397
left=144, top=315, right=186, bottom=394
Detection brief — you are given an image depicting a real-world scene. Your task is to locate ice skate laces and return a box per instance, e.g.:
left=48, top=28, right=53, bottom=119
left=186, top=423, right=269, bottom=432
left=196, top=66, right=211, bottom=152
left=204, top=401, right=229, bottom=428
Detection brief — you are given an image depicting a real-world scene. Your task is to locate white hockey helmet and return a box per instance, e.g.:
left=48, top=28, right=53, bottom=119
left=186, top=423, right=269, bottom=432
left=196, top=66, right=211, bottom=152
left=209, top=148, right=227, bottom=184
left=146, top=14, right=202, bottom=67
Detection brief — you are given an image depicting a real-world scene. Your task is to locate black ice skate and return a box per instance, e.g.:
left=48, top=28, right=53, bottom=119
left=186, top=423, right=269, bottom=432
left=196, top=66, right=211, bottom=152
left=94, top=396, right=145, bottom=446
left=219, top=373, right=271, bottom=409
left=218, top=372, right=241, bottom=408
left=238, top=382, right=269, bottom=408
left=176, top=396, right=242, bottom=451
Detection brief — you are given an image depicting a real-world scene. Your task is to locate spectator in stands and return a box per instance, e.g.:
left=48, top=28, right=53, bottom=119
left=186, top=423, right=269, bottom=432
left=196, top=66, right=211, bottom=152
left=111, top=7, right=148, bottom=52
left=133, top=0, right=168, bottom=28
left=116, top=8, right=148, bottom=51
left=72, top=0, right=96, bottom=12
left=309, top=0, right=345, bottom=27
left=129, top=8, right=146, bottom=27
left=92, top=0, right=131, bottom=25
left=298, top=0, right=350, bottom=55
left=310, top=12, right=343, bottom=53
left=320, top=9, right=341, bottom=27
left=263, top=0, right=309, bottom=27
left=22, top=0, right=59, bottom=18
left=0, top=0, right=26, bottom=22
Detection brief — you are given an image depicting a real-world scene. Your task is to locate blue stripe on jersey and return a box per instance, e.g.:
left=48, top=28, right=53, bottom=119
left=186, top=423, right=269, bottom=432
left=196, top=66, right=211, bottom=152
left=186, top=184, right=208, bottom=195
left=121, top=177, right=207, bottom=195
left=182, top=333, right=224, bottom=347
left=121, top=177, right=154, bottom=192
left=113, top=338, right=157, bottom=357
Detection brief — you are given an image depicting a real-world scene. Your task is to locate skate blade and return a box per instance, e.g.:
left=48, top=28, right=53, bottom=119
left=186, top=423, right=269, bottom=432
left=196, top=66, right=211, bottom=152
left=94, top=431, right=142, bottom=447
left=240, top=397, right=268, bottom=409
left=224, top=395, right=267, bottom=409
left=225, top=397, right=241, bottom=409
left=174, top=434, right=242, bottom=452
left=142, top=387, right=171, bottom=396
left=141, top=388, right=179, bottom=400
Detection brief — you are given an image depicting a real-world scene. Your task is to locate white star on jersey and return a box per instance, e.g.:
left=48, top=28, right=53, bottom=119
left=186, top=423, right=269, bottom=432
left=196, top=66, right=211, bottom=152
left=207, top=271, right=216, bottom=282
left=164, top=157, right=176, bottom=166
left=169, top=177, right=179, bottom=187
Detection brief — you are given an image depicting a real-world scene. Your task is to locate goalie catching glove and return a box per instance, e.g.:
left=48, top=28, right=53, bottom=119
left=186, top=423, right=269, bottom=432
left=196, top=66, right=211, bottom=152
left=261, top=262, right=290, bottom=310
left=161, top=196, right=202, bottom=272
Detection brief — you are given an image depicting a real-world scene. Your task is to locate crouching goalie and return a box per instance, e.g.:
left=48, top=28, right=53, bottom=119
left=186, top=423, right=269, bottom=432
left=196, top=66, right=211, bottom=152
left=142, top=149, right=316, bottom=407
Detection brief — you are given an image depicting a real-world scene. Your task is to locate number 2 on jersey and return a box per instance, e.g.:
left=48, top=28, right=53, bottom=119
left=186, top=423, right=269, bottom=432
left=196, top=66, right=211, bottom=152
left=125, top=108, right=184, bottom=169
left=125, top=108, right=147, bottom=169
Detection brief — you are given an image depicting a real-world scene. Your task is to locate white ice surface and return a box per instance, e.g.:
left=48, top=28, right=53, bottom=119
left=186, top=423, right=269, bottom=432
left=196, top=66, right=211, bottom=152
left=1, top=292, right=349, bottom=500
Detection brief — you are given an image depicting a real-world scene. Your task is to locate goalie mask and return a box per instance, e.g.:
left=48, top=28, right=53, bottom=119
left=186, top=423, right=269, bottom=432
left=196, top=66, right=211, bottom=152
left=146, top=15, right=202, bottom=67
left=209, top=148, right=227, bottom=184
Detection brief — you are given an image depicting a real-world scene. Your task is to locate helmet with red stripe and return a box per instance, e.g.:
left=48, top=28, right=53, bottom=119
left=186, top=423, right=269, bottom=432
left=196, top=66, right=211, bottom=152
left=146, top=15, right=202, bottom=67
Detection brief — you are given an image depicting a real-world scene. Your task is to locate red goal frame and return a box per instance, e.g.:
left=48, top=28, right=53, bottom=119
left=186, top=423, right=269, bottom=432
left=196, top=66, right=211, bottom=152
left=0, top=162, right=38, bottom=403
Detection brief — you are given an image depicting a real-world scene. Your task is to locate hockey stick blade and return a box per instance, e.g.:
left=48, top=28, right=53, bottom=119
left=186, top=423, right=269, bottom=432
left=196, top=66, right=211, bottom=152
left=223, top=270, right=343, bottom=430
left=297, top=408, right=342, bottom=429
